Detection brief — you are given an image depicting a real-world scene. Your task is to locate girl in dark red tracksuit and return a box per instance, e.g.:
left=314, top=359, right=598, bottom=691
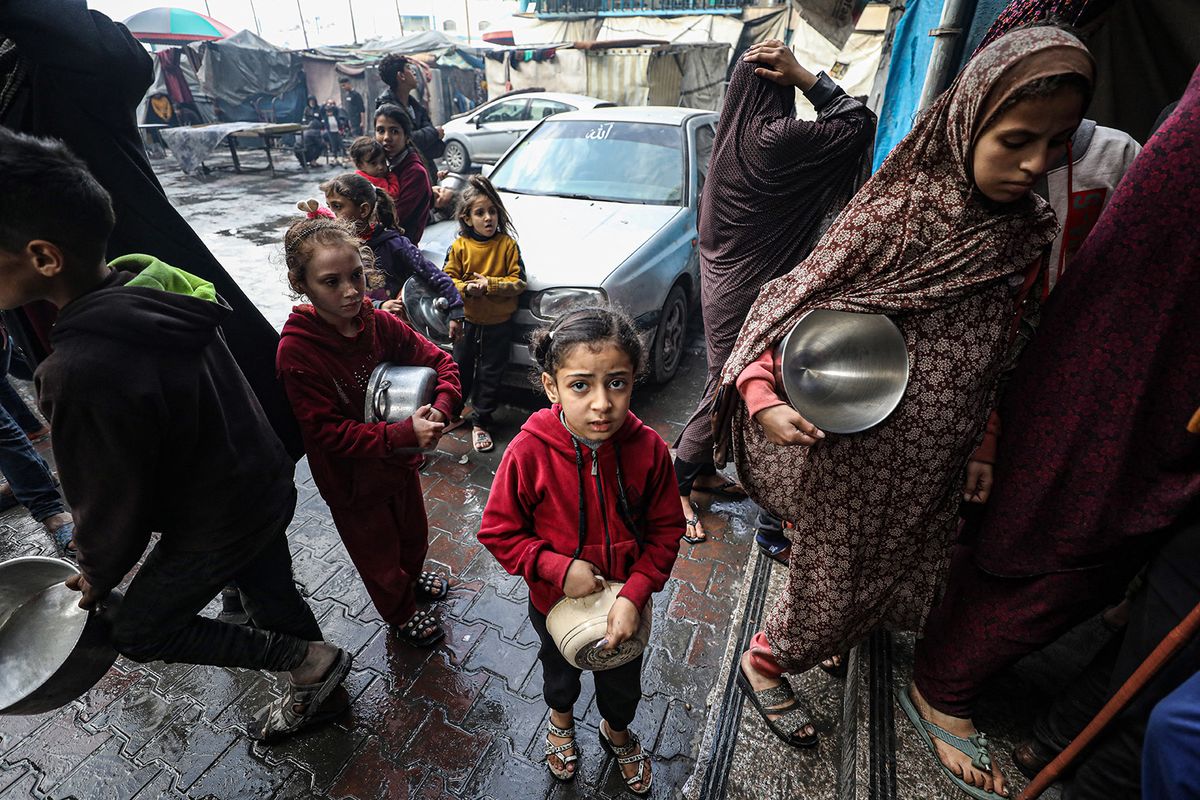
left=477, top=307, right=683, bottom=795
left=276, top=217, right=460, bottom=647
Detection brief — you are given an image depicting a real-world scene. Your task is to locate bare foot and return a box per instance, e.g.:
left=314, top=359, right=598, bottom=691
left=547, top=709, right=577, bottom=777
left=680, top=496, right=706, bottom=541
left=908, top=682, right=1008, bottom=797
left=739, top=651, right=815, bottom=739
left=289, top=641, right=338, bottom=687
left=821, top=654, right=843, bottom=670
left=603, top=720, right=651, bottom=792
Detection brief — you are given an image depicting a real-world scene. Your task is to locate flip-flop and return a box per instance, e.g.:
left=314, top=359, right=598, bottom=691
left=691, top=479, right=748, bottom=500
left=48, top=520, right=77, bottom=559
left=473, top=428, right=494, bottom=453
left=819, top=652, right=849, bottom=680
left=895, top=686, right=1005, bottom=800
left=682, top=502, right=705, bottom=544
left=414, top=571, right=449, bottom=602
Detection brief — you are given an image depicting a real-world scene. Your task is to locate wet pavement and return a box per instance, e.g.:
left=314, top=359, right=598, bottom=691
left=0, top=153, right=763, bottom=799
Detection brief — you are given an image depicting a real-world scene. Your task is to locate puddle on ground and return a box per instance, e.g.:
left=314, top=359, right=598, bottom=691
left=214, top=215, right=297, bottom=246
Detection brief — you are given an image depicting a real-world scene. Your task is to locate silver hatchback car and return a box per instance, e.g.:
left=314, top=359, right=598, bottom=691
left=417, top=105, right=718, bottom=385
left=440, top=91, right=615, bottom=173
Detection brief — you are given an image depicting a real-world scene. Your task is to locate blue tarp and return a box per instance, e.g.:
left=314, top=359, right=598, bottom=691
left=872, top=0, right=944, bottom=171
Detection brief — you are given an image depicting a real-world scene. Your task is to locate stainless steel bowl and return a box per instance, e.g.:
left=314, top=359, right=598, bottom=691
left=402, top=276, right=451, bottom=338
left=0, top=557, right=119, bottom=715
left=772, top=309, right=909, bottom=434
left=364, top=363, right=439, bottom=453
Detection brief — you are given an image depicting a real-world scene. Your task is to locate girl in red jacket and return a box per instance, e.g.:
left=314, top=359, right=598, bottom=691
left=477, top=307, right=683, bottom=794
left=276, top=217, right=460, bottom=647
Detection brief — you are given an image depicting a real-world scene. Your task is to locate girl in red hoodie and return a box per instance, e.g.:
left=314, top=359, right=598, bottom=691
left=477, top=307, right=683, bottom=794
left=276, top=217, right=461, bottom=647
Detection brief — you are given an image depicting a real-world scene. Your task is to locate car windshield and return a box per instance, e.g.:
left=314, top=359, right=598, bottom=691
left=489, top=120, right=684, bottom=205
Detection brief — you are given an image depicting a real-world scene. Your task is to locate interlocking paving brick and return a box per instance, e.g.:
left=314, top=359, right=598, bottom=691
left=49, top=736, right=162, bottom=800
left=461, top=586, right=527, bottom=638
left=462, top=628, right=540, bottom=693
left=4, top=708, right=110, bottom=790
left=328, top=736, right=424, bottom=800
left=0, top=211, right=752, bottom=798
left=405, top=653, right=487, bottom=724
left=402, top=709, right=491, bottom=794
left=135, top=705, right=237, bottom=791
left=0, top=767, right=40, bottom=799
left=188, top=740, right=291, bottom=799
left=460, top=677, right=547, bottom=759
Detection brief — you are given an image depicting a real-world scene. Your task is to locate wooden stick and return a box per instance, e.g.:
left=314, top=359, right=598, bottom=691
left=1019, top=599, right=1200, bottom=799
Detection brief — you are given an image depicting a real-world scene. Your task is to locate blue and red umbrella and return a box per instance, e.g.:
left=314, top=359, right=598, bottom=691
left=123, top=7, right=235, bottom=45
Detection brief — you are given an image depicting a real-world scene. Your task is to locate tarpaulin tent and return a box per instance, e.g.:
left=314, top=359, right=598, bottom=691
left=197, top=30, right=305, bottom=122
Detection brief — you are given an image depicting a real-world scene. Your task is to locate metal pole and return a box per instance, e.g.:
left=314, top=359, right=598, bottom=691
left=463, top=0, right=472, bottom=43
left=395, top=0, right=406, bottom=35
left=296, top=0, right=310, bottom=48
left=203, top=0, right=211, bottom=15
left=917, top=0, right=972, bottom=111
left=248, top=0, right=262, bottom=36
left=347, top=0, right=359, bottom=44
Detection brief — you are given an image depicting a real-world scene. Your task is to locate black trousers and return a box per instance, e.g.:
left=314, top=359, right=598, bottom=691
left=452, top=319, right=513, bottom=429
left=528, top=600, right=643, bottom=731
left=1032, top=520, right=1200, bottom=800
left=109, top=488, right=321, bottom=672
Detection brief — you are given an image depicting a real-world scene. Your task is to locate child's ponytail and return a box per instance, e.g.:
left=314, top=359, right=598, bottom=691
left=373, top=187, right=398, bottom=230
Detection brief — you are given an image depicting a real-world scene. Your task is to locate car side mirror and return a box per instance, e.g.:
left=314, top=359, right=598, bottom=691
left=473, top=116, right=482, bottom=128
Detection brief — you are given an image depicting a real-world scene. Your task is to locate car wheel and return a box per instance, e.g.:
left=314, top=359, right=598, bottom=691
left=443, top=140, right=470, bottom=173
left=650, top=284, right=688, bottom=384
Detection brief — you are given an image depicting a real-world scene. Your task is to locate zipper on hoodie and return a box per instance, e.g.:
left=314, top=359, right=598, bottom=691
left=591, top=450, right=614, bottom=572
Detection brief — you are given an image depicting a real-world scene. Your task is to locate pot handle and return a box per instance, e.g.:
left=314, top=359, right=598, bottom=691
left=372, top=379, right=391, bottom=422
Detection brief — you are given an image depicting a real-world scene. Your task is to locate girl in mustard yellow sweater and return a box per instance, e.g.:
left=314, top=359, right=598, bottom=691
left=443, top=176, right=526, bottom=452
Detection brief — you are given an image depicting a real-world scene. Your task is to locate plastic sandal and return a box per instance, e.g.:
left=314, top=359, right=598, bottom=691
left=545, top=718, right=580, bottom=782
left=735, top=666, right=818, bottom=748
left=682, top=502, right=705, bottom=544
left=473, top=428, right=494, bottom=453
left=895, top=686, right=1005, bottom=800
left=414, top=571, right=448, bottom=602
left=48, top=520, right=77, bottom=559
left=249, top=648, right=353, bottom=744
left=598, top=722, right=652, bottom=796
left=394, top=608, right=445, bottom=647
left=819, top=652, right=849, bottom=680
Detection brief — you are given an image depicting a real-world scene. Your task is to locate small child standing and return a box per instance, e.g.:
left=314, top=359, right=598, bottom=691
left=320, top=173, right=463, bottom=337
left=477, top=307, right=683, bottom=794
left=349, top=136, right=401, bottom=209
left=442, top=176, right=526, bottom=452
left=276, top=217, right=460, bottom=647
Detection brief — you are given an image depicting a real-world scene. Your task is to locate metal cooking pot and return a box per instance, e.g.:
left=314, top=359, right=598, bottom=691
left=0, top=557, right=120, bottom=715
left=545, top=583, right=652, bottom=671
left=438, top=172, right=469, bottom=194
left=402, top=276, right=451, bottom=339
left=364, top=363, right=439, bottom=453
left=772, top=309, right=910, bottom=434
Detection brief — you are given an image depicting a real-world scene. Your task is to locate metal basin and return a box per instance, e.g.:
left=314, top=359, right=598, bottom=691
left=364, top=363, right=439, bottom=453
left=0, top=557, right=119, bottom=715
left=772, top=309, right=910, bottom=434
left=402, top=276, right=451, bottom=338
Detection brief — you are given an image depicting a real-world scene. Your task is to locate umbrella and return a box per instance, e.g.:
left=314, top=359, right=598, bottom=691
left=123, top=7, right=235, bottom=45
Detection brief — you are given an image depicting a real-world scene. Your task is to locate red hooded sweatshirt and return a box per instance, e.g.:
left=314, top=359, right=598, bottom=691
left=478, top=406, right=683, bottom=615
left=276, top=300, right=460, bottom=507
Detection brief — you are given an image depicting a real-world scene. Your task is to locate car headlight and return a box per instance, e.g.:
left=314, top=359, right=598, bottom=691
left=530, top=288, right=608, bottom=320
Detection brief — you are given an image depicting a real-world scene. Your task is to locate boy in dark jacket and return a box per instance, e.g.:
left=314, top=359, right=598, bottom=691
left=0, top=128, right=350, bottom=743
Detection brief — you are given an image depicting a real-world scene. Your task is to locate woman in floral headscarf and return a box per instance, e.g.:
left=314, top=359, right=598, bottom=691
left=724, top=26, right=1093, bottom=793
